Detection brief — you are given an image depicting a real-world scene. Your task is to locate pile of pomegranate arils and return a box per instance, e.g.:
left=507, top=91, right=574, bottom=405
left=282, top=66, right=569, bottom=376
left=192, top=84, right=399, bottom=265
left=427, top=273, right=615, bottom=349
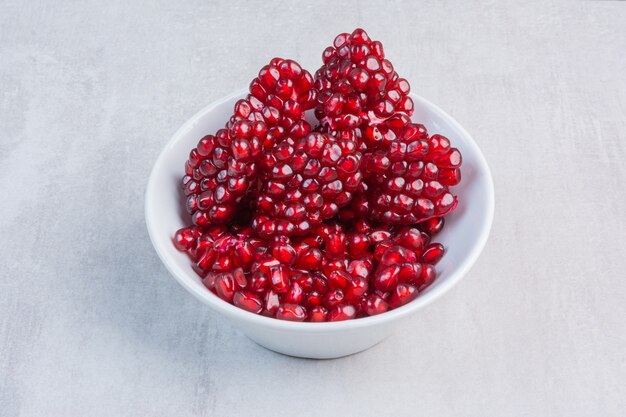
left=173, top=29, right=462, bottom=322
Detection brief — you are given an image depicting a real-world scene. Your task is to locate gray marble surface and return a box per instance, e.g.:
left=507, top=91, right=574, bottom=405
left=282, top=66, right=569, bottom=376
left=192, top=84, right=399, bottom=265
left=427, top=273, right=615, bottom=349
left=1, top=1, right=625, bottom=416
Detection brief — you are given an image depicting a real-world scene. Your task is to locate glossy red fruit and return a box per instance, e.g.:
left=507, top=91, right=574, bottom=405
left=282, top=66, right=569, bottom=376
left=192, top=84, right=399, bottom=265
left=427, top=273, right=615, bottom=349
left=295, top=247, right=323, bottom=270
left=215, top=273, right=236, bottom=302
left=263, top=290, right=280, bottom=317
left=173, top=226, right=201, bottom=251
left=272, top=242, right=297, bottom=264
left=418, top=264, right=437, bottom=287
left=363, top=294, right=389, bottom=316
left=328, top=304, right=357, bottom=321
left=248, top=271, right=269, bottom=293
left=388, top=284, right=418, bottom=308
left=233, top=291, right=263, bottom=314
left=309, top=306, right=328, bottom=322
left=276, top=303, right=307, bottom=321
left=397, top=262, right=422, bottom=283
left=347, top=232, right=371, bottom=258
left=373, top=265, right=400, bottom=291
left=285, top=282, right=305, bottom=304
left=420, top=217, right=445, bottom=236
left=379, top=245, right=409, bottom=267
left=324, top=289, right=345, bottom=309
left=394, top=227, right=426, bottom=251
left=326, top=231, right=347, bottom=260
left=421, top=243, right=445, bottom=264
left=293, top=272, right=314, bottom=292
left=328, top=270, right=351, bottom=290
left=269, top=265, right=290, bottom=293
left=344, top=277, right=368, bottom=302
left=305, top=291, right=324, bottom=308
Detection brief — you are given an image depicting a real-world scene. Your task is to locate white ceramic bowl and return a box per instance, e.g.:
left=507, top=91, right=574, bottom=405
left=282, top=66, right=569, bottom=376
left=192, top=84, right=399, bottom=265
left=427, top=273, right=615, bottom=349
left=145, top=90, right=494, bottom=359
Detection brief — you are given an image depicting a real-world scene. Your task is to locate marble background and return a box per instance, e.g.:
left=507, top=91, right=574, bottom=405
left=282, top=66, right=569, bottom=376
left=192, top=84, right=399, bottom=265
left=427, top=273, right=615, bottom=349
left=1, top=1, right=625, bottom=416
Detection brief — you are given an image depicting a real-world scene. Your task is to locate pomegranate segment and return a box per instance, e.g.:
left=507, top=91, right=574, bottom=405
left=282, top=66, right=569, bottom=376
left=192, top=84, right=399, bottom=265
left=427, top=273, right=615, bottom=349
left=172, top=29, right=462, bottom=322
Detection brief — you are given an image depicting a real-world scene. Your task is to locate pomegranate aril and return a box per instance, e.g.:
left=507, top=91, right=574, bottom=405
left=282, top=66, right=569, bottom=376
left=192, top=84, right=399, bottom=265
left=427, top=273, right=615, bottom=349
left=173, top=226, right=200, bottom=251
left=285, top=282, right=305, bottom=304
left=270, top=265, right=290, bottom=293
left=345, top=277, right=368, bottom=302
left=328, top=270, right=351, bottom=290
left=309, top=306, right=328, bottom=322
left=347, top=232, right=371, bottom=258
left=296, top=247, right=323, bottom=270
left=305, top=291, right=324, bottom=308
left=420, top=217, right=445, bottom=236
left=328, top=304, right=356, bottom=321
left=263, top=290, right=280, bottom=317
left=233, top=291, right=263, bottom=314
left=395, top=227, right=426, bottom=251
left=379, top=245, right=409, bottom=267
left=421, top=243, right=445, bottom=264
left=324, top=289, right=345, bottom=309
left=276, top=303, right=307, bottom=322
left=272, top=242, right=297, bottom=264
left=418, top=264, right=437, bottom=287
left=248, top=271, right=269, bottom=293
left=215, top=273, right=236, bottom=302
left=363, top=294, right=389, bottom=316
left=373, top=265, right=400, bottom=292
left=388, top=284, right=418, bottom=308
left=293, top=272, right=314, bottom=292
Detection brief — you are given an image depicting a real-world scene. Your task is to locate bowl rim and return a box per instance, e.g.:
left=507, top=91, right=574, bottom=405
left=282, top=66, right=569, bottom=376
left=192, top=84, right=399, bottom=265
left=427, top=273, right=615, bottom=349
left=145, top=90, right=495, bottom=332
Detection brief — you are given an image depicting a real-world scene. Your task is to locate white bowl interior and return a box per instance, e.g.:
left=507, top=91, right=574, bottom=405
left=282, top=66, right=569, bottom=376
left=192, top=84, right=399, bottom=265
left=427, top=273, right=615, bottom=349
left=146, top=91, right=494, bottom=334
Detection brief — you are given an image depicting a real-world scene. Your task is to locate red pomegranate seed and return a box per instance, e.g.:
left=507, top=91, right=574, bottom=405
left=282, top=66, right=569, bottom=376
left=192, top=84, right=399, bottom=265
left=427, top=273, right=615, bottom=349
left=345, top=277, right=368, bottom=301
left=293, top=272, right=314, bottom=292
left=312, top=274, right=329, bottom=294
left=173, top=227, right=200, bottom=251
left=324, top=289, right=345, bottom=309
left=347, top=259, right=372, bottom=279
left=328, top=270, right=351, bottom=290
left=326, top=232, right=347, bottom=260
left=309, top=306, right=328, bottom=322
left=215, top=273, right=236, bottom=302
left=373, top=265, right=400, bottom=291
left=421, top=243, right=445, bottom=264
left=421, top=217, right=445, bottom=236
left=388, top=284, right=418, bottom=308
left=363, top=294, right=389, bottom=316
left=347, top=232, right=371, bottom=258
left=285, top=282, right=305, bottom=304
left=322, top=258, right=348, bottom=278
left=374, top=239, right=394, bottom=261
left=379, top=245, right=409, bottom=267
left=233, top=291, right=263, bottom=314
left=370, top=229, right=392, bottom=243
left=263, top=290, right=280, bottom=317
left=398, top=262, right=422, bottom=283
left=328, top=304, right=356, bottom=321
left=248, top=271, right=269, bottom=293
left=305, top=291, right=324, bottom=308
left=233, top=267, right=247, bottom=288
left=418, top=264, right=437, bottom=287
left=269, top=265, right=290, bottom=293
left=295, top=247, right=323, bottom=270
left=276, top=303, right=307, bottom=322
left=272, top=242, right=297, bottom=264
left=395, top=227, right=425, bottom=251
